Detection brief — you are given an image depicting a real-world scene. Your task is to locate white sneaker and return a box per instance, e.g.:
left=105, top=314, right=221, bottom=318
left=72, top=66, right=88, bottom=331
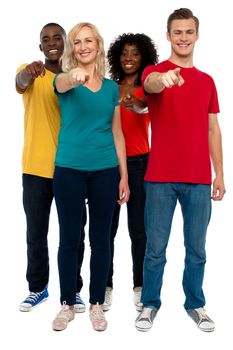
left=187, top=307, right=215, bottom=332
left=135, top=307, right=158, bottom=332
left=102, top=287, right=112, bottom=311
left=133, top=287, right=143, bottom=311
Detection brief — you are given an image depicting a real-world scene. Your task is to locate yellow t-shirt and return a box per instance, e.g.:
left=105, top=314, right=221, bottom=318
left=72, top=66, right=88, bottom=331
left=16, top=64, right=60, bottom=178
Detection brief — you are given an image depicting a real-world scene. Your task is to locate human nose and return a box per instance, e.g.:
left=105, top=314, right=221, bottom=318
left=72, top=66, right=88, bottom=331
left=180, top=33, right=188, bottom=41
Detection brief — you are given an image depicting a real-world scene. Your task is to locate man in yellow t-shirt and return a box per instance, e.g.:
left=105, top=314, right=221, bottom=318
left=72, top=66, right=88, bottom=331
left=16, top=23, right=86, bottom=313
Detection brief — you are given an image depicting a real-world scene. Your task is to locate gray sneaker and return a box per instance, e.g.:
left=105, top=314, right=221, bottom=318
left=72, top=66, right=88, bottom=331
left=187, top=307, right=215, bottom=332
left=135, top=307, right=158, bottom=332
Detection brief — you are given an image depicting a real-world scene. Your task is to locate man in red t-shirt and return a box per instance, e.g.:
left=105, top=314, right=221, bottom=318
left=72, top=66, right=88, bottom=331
left=135, top=8, right=226, bottom=333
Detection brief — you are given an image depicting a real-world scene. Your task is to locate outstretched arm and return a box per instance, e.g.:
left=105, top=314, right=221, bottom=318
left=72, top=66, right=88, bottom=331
left=144, top=67, right=184, bottom=94
left=16, top=60, right=45, bottom=92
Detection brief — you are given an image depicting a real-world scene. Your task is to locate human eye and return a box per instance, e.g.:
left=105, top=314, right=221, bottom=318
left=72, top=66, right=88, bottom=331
left=42, top=37, right=49, bottom=43
left=54, top=35, right=62, bottom=41
left=187, top=30, right=195, bottom=35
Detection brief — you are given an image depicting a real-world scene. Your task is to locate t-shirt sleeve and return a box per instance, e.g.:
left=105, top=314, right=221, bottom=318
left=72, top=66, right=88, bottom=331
left=209, top=77, right=220, bottom=114
left=53, top=72, right=62, bottom=94
left=142, top=65, right=157, bottom=86
left=112, top=80, right=120, bottom=107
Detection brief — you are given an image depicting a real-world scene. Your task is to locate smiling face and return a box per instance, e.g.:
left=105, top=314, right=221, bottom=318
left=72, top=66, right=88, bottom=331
left=40, top=25, right=65, bottom=63
left=120, top=44, right=142, bottom=76
left=167, top=18, right=199, bottom=61
left=73, top=26, right=99, bottom=67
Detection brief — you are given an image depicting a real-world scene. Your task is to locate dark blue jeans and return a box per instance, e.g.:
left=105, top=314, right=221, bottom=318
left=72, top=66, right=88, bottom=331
left=107, top=153, right=148, bottom=289
left=53, top=166, right=119, bottom=305
left=23, top=174, right=86, bottom=292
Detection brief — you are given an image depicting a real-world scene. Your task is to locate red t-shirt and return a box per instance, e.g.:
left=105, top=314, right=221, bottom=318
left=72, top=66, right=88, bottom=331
left=120, top=86, right=150, bottom=156
left=142, top=60, right=220, bottom=184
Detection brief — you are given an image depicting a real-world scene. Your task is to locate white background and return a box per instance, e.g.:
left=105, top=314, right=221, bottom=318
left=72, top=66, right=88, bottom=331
left=1, top=0, right=232, bottom=349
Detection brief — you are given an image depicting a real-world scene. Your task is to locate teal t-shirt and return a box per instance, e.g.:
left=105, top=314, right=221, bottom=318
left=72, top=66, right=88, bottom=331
left=54, top=77, right=120, bottom=171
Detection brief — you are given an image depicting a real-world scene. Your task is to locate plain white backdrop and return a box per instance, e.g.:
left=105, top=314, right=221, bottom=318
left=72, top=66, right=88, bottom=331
left=1, top=0, right=232, bottom=349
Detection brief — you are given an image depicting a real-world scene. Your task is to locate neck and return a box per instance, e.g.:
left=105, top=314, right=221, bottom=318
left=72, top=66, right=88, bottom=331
left=45, top=60, right=61, bottom=74
left=168, top=53, right=194, bottom=68
left=122, top=73, right=138, bottom=87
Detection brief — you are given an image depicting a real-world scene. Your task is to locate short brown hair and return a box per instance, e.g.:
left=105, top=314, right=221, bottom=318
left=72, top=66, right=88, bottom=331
left=167, top=8, right=199, bottom=33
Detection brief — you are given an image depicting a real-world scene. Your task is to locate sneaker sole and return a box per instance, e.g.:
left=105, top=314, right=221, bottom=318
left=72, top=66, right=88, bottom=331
left=198, top=326, right=215, bottom=332
left=19, top=297, right=49, bottom=312
left=74, top=306, right=86, bottom=313
left=102, top=305, right=111, bottom=312
left=135, top=324, right=152, bottom=332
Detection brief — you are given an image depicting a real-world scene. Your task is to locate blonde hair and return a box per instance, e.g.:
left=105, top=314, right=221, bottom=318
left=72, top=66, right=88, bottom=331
left=62, top=22, right=105, bottom=80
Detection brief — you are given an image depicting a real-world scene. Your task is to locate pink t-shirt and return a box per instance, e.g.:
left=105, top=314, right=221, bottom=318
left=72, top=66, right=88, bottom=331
left=142, top=60, right=220, bottom=184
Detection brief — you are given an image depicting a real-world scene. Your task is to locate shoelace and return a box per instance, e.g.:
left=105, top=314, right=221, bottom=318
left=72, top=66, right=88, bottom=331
left=140, top=307, right=153, bottom=318
left=75, top=293, right=84, bottom=304
left=91, top=306, right=105, bottom=320
left=195, top=308, right=212, bottom=322
left=24, top=291, right=43, bottom=303
left=56, top=305, right=73, bottom=321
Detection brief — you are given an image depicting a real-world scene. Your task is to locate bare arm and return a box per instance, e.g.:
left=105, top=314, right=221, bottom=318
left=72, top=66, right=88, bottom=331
left=208, top=113, right=226, bottom=200
left=112, top=105, right=130, bottom=205
left=55, top=68, right=89, bottom=93
left=16, top=61, right=45, bottom=92
left=144, top=67, right=184, bottom=94
left=121, top=94, right=148, bottom=114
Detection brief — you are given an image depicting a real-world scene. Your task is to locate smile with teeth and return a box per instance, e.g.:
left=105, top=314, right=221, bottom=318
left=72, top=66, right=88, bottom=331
left=49, top=49, right=58, bottom=53
left=80, top=52, right=90, bottom=56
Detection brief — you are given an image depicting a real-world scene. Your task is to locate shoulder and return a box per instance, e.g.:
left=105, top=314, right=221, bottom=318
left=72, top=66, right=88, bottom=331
left=103, top=78, right=119, bottom=93
left=103, top=78, right=118, bottom=87
left=193, top=67, right=216, bottom=84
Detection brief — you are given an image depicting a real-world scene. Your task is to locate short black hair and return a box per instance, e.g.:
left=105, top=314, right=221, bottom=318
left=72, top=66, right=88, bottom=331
left=40, top=23, right=66, bottom=40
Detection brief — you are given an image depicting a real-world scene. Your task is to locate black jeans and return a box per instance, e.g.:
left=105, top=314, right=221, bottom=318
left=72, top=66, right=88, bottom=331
left=23, top=174, right=86, bottom=292
left=107, top=153, right=149, bottom=289
left=53, top=166, right=119, bottom=305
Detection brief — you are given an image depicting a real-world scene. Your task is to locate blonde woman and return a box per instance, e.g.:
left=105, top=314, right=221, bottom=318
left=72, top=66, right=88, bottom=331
left=52, top=23, right=129, bottom=332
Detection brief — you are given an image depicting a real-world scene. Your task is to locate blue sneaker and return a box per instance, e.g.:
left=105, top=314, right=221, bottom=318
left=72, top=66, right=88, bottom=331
left=74, top=292, right=86, bottom=313
left=19, top=287, right=49, bottom=312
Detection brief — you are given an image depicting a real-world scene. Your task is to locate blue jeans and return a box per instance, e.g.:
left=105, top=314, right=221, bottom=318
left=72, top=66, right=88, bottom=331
left=53, top=166, right=119, bottom=305
left=107, top=153, right=148, bottom=288
left=142, top=182, right=211, bottom=310
left=23, top=174, right=86, bottom=292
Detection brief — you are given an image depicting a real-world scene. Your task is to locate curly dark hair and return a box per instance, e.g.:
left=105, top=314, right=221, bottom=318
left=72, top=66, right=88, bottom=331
left=107, top=33, right=159, bottom=86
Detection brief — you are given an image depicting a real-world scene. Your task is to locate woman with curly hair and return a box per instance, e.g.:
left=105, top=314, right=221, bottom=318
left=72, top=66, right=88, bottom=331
left=103, top=33, right=159, bottom=312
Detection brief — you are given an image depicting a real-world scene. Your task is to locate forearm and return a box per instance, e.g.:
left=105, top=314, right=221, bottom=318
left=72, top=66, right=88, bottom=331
left=209, top=124, right=224, bottom=178
left=16, top=68, right=34, bottom=91
left=144, top=72, right=165, bottom=94
left=132, top=97, right=148, bottom=114
left=113, top=129, right=128, bottom=180
left=55, top=72, right=75, bottom=93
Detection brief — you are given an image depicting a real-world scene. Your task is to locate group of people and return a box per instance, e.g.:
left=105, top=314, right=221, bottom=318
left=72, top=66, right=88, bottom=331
left=16, top=8, right=225, bottom=333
